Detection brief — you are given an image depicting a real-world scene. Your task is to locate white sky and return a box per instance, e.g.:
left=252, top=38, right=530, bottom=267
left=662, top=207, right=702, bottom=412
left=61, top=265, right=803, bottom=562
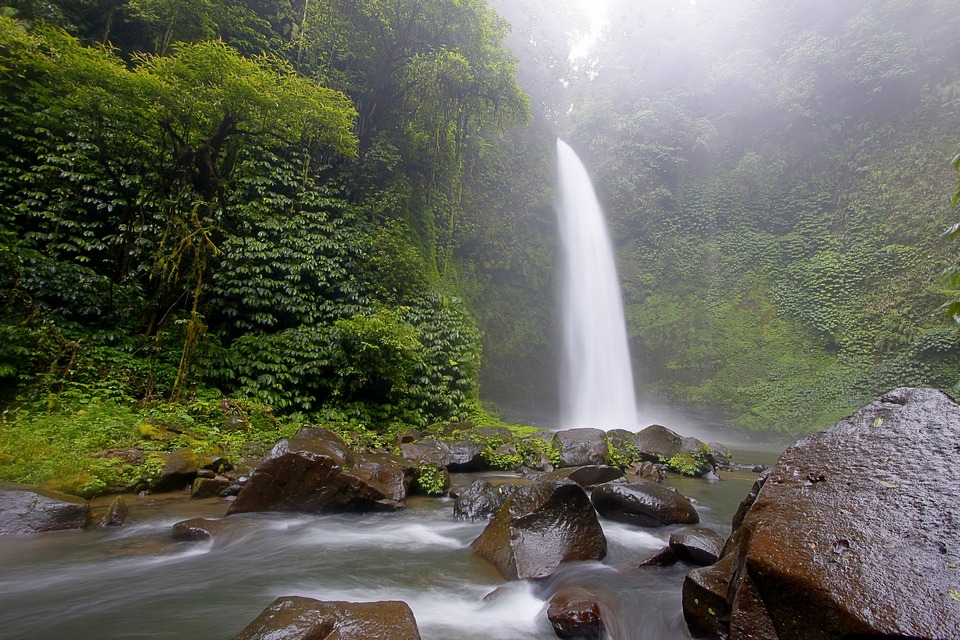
left=569, top=0, right=610, bottom=59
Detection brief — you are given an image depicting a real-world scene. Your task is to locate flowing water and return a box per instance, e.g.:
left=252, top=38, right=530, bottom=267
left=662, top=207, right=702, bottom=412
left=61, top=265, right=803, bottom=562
left=0, top=448, right=781, bottom=640
left=556, top=139, right=638, bottom=430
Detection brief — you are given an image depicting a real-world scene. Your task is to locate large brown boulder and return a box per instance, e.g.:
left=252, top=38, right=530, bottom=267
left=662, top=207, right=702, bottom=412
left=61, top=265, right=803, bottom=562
left=547, top=587, right=606, bottom=639
left=227, top=428, right=413, bottom=515
left=683, top=387, right=960, bottom=639
left=0, top=483, right=89, bottom=535
left=591, top=481, right=699, bottom=527
left=231, top=596, right=422, bottom=640
left=552, top=428, right=609, bottom=467
left=471, top=480, right=607, bottom=579
left=452, top=479, right=518, bottom=521
left=400, top=439, right=485, bottom=472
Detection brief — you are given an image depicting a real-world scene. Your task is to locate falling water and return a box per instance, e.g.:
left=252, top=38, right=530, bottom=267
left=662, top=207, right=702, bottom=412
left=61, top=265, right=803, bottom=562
left=556, top=139, right=638, bottom=430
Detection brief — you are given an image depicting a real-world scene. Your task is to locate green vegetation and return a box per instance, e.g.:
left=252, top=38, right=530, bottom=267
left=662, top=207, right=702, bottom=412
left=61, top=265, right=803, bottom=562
left=3, top=0, right=960, bottom=496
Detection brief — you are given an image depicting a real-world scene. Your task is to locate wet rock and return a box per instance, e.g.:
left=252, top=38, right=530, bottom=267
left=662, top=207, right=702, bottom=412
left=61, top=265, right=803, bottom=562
left=669, top=527, right=725, bottom=566
left=0, top=482, right=89, bottom=535
left=151, top=448, right=228, bottom=493
left=172, top=517, right=231, bottom=542
left=227, top=428, right=413, bottom=515
left=99, top=495, right=128, bottom=527
left=471, top=480, right=607, bottom=579
left=400, top=439, right=485, bottom=472
left=547, top=465, right=625, bottom=488
left=707, top=442, right=732, bottom=470
left=231, top=595, right=422, bottom=640
left=547, top=587, right=605, bottom=639
left=633, top=424, right=685, bottom=461
left=682, top=554, right=733, bottom=639
left=453, top=479, right=518, bottom=520
left=683, top=387, right=960, bottom=640
left=626, top=461, right=666, bottom=483
left=190, top=475, right=231, bottom=499
left=591, top=481, right=699, bottom=528
left=552, top=429, right=609, bottom=467
left=637, top=546, right=678, bottom=567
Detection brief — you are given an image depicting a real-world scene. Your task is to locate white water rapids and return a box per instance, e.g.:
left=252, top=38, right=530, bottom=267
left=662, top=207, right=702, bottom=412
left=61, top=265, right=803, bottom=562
left=556, top=139, right=638, bottom=430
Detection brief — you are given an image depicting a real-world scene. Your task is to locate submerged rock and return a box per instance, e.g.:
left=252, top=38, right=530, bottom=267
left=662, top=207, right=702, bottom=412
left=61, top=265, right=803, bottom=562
left=682, top=387, right=960, bottom=639
left=471, top=480, right=607, bottom=579
left=231, top=596, right=422, bottom=640
left=0, top=482, right=89, bottom=535
left=591, top=481, right=699, bottom=528
left=552, top=428, right=609, bottom=467
left=227, top=428, right=414, bottom=515
left=172, top=517, right=232, bottom=542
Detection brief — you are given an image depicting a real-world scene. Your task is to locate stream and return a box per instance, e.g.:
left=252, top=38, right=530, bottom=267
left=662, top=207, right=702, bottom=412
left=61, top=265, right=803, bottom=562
left=0, top=446, right=782, bottom=640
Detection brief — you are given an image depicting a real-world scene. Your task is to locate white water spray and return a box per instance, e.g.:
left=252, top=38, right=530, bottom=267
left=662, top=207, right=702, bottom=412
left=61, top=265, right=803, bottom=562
left=556, top=139, right=637, bottom=430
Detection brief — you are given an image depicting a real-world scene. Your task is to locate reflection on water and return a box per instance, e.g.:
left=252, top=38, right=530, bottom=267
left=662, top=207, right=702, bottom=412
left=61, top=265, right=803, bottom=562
left=0, top=451, right=785, bottom=640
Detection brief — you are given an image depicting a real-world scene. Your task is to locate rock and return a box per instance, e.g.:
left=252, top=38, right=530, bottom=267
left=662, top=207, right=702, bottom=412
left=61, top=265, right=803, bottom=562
left=471, top=480, right=607, bottom=579
left=99, top=495, right=128, bottom=527
left=231, top=596, right=422, bottom=640
left=137, top=418, right=186, bottom=443
left=626, top=461, right=666, bottom=483
left=633, top=424, right=685, bottom=461
left=151, top=448, right=227, bottom=492
left=552, top=428, right=609, bottom=467
left=683, top=387, right=960, bottom=640
left=547, top=465, right=625, bottom=488
left=669, top=527, right=725, bottom=566
left=399, top=439, right=485, bottom=472
left=90, top=448, right=145, bottom=465
left=707, top=442, right=732, bottom=469
left=547, top=587, right=605, bottom=639
left=0, top=483, right=90, bottom=535
left=190, top=475, right=231, bottom=499
left=472, top=425, right=514, bottom=442
left=637, top=546, right=678, bottom=567
left=227, top=428, right=413, bottom=515
left=453, top=479, right=517, bottom=520
left=172, top=517, right=232, bottom=542
left=591, top=481, right=699, bottom=528
left=682, top=554, right=734, bottom=639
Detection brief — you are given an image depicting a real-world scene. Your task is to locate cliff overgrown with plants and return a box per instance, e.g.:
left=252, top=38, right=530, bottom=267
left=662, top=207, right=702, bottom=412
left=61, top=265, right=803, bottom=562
left=507, top=0, right=960, bottom=431
left=0, top=0, right=547, bottom=494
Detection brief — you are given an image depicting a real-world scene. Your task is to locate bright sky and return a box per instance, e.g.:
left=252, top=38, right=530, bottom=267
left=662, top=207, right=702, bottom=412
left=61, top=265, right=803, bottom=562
left=569, top=0, right=610, bottom=60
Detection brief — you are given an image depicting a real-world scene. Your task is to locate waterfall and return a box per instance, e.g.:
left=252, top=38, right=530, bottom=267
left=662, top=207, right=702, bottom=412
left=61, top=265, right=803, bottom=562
left=556, top=139, right=638, bottom=430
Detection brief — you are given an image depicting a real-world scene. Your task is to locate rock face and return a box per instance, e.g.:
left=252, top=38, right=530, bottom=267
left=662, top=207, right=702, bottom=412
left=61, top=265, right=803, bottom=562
left=0, top=483, right=89, bottom=535
left=471, top=480, right=607, bottom=579
left=227, top=428, right=414, bottom=515
left=552, top=428, right=609, bottom=467
left=683, top=387, right=960, bottom=640
left=591, top=481, right=699, bottom=527
left=231, top=596, right=422, bottom=640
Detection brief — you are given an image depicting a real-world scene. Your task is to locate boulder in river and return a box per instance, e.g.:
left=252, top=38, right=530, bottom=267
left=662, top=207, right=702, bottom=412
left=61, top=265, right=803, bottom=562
left=547, top=587, right=606, bottom=639
left=452, top=479, right=518, bottom=521
left=0, top=482, right=89, bottom=535
left=682, top=387, right=960, bottom=639
left=591, top=481, right=699, bottom=527
left=231, top=595, right=422, bottom=640
left=400, top=439, right=485, bottom=472
left=547, top=465, right=625, bottom=488
left=552, top=428, right=609, bottom=467
left=471, top=480, right=607, bottom=579
left=669, top=526, right=725, bottom=566
left=227, top=428, right=414, bottom=515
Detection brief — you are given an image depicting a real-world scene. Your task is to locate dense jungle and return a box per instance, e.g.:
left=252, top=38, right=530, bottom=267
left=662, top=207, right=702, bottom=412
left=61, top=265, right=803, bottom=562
left=1, top=0, right=960, bottom=497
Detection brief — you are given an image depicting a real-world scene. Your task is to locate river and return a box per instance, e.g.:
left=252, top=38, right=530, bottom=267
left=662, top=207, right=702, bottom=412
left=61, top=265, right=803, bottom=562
left=0, top=446, right=782, bottom=640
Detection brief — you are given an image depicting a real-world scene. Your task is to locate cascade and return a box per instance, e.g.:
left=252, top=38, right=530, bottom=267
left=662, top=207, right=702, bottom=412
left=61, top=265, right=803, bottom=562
left=556, top=139, right=638, bottom=430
